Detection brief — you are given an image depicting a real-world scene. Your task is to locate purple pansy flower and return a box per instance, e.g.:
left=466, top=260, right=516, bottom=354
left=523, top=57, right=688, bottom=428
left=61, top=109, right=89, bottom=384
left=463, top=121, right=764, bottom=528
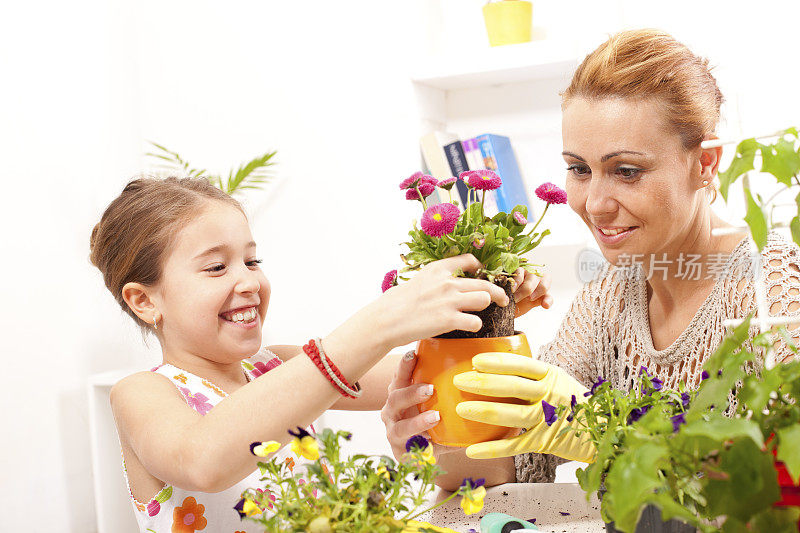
left=535, top=182, right=568, bottom=204
left=381, top=269, right=398, bottom=293
left=467, top=170, right=502, bottom=191
left=681, top=392, right=691, bottom=409
left=671, top=412, right=687, bottom=433
left=585, top=376, right=608, bottom=397
left=542, top=400, right=558, bottom=426
left=460, top=477, right=486, bottom=489
left=567, top=394, right=578, bottom=422
left=627, top=405, right=651, bottom=424
left=405, top=435, right=430, bottom=453
left=701, top=370, right=710, bottom=380
left=420, top=202, right=461, bottom=237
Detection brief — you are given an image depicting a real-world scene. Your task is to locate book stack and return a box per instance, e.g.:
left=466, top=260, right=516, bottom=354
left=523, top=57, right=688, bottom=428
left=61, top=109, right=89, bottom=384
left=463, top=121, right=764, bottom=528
left=419, top=131, right=531, bottom=217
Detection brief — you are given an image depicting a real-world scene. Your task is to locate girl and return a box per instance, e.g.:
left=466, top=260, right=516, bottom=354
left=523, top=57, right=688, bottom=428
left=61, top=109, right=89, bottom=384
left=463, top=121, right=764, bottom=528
left=89, top=176, right=520, bottom=532
left=381, top=28, right=800, bottom=489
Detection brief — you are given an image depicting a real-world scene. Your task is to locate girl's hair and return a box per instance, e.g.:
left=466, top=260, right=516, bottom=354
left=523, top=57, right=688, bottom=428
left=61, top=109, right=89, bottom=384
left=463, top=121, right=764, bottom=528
left=563, top=29, right=724, bottom=199
left=89, top=176, right=245, bottom=335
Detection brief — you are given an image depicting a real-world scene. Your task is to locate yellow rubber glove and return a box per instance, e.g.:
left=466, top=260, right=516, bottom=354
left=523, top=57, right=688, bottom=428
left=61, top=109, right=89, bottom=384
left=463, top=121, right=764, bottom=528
left=452, top=352, right=596, bottom=463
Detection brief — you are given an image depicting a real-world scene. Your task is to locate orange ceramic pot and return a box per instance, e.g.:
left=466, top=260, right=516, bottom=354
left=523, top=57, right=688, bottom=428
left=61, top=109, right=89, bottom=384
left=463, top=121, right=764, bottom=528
left=411, top=332, right=532, bottom=447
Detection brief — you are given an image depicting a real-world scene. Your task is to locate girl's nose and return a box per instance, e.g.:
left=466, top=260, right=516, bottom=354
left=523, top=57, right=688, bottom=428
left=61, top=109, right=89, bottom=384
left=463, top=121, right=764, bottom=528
left=235, top=267, right=261, bottom=294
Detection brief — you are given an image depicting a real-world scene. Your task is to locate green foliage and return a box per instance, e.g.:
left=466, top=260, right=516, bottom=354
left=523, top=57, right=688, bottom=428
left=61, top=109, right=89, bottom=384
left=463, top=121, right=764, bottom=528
left=146, top=141, right=276, bottom=196
left=562, top=315, right=800, bottom=532
left=716, top=128, right=800, bottom=250
left=241, top=429, right=470, bottom=532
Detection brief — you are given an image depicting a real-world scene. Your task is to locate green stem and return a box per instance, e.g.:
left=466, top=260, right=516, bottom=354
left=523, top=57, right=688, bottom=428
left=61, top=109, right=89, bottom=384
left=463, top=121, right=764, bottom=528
left=415, top=186, right=428, bottom=210
left=481, top=190, right=486, bottom=220
left=404, top=490, right=462, bottom=521
left=526, top=203, right=550, bottom=235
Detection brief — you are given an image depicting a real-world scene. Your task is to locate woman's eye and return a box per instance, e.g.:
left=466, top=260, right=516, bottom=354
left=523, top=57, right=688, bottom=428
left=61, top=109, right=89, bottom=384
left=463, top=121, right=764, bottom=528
left=567, top=164, right=590, bottom=177
left=617, top=167, right=642, bottom=179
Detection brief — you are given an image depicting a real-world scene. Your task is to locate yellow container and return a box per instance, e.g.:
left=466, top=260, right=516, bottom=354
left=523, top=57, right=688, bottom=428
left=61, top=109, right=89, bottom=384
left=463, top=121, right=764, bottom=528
left=482, top=0, right=533, bottom=47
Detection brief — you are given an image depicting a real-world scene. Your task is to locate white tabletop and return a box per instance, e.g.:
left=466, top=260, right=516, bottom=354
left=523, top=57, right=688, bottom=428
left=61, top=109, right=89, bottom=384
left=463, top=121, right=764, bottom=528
left=417, top=483, right=605, bottom=532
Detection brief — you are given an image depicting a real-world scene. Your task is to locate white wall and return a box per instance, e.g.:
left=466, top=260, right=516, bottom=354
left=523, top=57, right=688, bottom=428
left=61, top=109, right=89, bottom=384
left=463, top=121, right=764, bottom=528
left=2, top=1, right=800, bottom=531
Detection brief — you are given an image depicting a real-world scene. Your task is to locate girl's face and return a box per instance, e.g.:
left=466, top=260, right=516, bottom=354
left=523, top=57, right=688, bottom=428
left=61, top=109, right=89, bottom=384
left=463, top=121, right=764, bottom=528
left=154, top=201, right=270, bottom=363
left=562, top=96, right=704, bottom=264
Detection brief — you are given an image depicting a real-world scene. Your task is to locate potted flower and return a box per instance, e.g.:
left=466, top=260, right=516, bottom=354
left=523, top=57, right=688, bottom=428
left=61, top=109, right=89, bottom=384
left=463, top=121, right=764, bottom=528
left=383, top=170, right=566, bottom=447
left=235, top=429, right=487, bottom=532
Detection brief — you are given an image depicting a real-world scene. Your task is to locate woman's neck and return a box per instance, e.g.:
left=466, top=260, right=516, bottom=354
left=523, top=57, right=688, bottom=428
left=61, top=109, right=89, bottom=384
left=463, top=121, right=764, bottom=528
left=643, top=212, right=746, bottom=315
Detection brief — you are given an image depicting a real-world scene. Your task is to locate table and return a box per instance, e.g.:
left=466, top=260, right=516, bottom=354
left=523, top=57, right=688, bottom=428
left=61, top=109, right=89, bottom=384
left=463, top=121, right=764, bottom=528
left=416, top=483, right=605, bottom=532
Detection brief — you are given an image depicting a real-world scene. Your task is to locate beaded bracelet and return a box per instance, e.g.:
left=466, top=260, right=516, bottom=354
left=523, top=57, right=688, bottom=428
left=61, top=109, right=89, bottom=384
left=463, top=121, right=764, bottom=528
left=303, top=338, right=362, bottom=399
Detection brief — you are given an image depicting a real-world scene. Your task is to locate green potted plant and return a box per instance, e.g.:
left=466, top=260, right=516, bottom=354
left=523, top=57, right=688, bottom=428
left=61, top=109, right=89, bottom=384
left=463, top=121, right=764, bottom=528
left=235, top=429, right=487, bottom=532
left=146, top=141, right=277, bottom=196
left=382, top=170, right=565, bottom=447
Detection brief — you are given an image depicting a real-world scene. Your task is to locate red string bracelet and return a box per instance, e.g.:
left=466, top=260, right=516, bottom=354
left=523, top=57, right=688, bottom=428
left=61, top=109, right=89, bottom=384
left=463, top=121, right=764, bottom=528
left=303, top=339, right=362, bottom=399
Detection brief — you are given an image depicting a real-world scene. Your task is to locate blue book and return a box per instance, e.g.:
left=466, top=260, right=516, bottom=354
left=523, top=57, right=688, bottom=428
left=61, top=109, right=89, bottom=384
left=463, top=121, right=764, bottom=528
left=475, top=134, right=531, bottom=215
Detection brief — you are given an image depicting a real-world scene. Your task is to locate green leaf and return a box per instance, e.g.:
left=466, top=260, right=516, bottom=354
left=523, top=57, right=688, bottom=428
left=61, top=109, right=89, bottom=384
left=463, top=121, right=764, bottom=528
left=604, top=442, right=669, bottom=532
left=776, top=424, right=800, bottom=484
left=718, top=138, right=758, bottom=201
left=224, top=151, right=277, bottom=195
left=743, top=187, right=768, bottom=251
left=760, top=138, right=800, bottom=186
left=681, top=417, right=763, bottom=448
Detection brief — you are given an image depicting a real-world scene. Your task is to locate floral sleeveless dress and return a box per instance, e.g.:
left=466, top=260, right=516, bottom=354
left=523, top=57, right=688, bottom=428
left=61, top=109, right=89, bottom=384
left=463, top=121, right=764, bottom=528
left=122, top=347, right=307, bottom=533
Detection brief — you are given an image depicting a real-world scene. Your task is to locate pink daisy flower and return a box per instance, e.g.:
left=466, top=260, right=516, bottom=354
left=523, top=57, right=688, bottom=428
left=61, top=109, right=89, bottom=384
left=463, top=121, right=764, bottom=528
left=513, top=211, right=528, bottom=225
left=535, top=182, right=568, bottom=204
left=381, top=270, right=398, bottom=292
left=400, top=172, right=437, bottom=200
left=437, top=177, right=458, bottom=191
left=472, top=236, right=485, bottom=249
left=467, top=170, right=502, bottom=191
left=405, top=183, right=435, bottom=200
left=421, top=203, right=461, bottom=237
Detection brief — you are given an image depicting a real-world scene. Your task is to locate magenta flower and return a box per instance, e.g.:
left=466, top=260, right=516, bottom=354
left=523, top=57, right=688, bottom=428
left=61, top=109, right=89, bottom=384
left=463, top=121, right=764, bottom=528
left=146, top=500, right=160, bottom=516
left=535, top=182, right=568, bottom=204
left=400, top=172, right=437, bottom=200
left=251, top=359, right=281, bottom=378
left=472, top=236, right=485, bottom=249
left=421, top=203, right=460, bottom=237
left=512, top=211, right=527, bottom=225
left=467, top=170, right=502, bottom=191
left=438, top=177, right=458, bottom=191
left=458, top=170, right=474, bottom=182
left=381, top=269, right=398, bottom=292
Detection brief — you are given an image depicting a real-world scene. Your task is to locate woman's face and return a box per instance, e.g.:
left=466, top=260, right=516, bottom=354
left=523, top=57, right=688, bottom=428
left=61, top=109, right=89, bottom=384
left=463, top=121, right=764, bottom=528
left=153, top=201, right=270, bottom=363
left=562, top=96, right=704, bottom=265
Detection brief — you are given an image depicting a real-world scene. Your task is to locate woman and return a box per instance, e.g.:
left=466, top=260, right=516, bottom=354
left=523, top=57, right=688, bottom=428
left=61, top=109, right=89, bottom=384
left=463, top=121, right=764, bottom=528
left=380, top=28, right=800, bottom=490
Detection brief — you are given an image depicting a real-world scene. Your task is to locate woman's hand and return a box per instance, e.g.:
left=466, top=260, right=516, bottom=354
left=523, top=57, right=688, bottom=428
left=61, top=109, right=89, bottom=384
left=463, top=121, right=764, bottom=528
left=379, top=254, right=510, bottom=348
left=380, top=350, right=460, bottom=461
left=510, top=268, right=553, bottom=317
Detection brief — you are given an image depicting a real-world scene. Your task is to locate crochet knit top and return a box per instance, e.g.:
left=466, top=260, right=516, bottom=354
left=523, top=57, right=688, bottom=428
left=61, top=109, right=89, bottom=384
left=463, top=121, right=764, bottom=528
left=515, top=232, right=800, bottom=483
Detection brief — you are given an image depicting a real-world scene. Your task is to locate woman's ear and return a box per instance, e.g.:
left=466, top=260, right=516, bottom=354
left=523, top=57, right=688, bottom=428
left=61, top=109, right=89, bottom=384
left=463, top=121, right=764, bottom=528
left=699, top=136, right=723, bottom=188
left=122, top=282, right=159, bottom=324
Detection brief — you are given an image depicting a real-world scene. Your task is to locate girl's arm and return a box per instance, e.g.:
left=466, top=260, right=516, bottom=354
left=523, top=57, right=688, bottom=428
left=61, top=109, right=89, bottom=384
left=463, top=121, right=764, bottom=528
left=112, top=254, right=510, bottom=493
left=268, top=344, right=402, bottom=410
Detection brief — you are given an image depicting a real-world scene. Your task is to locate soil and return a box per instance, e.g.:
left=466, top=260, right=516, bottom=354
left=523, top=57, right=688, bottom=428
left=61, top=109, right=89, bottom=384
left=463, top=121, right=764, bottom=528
left=435, top=276, right=516, bottom=339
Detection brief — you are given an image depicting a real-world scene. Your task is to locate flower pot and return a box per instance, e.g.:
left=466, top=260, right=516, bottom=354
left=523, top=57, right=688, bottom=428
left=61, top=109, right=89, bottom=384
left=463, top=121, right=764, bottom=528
left=482, top=1, right=533, bottom=47
left=774, top=460, right=800, bottom=531
left=411, top=332, right=531, bottom=447
left=598, top=488, right=696, bottom=533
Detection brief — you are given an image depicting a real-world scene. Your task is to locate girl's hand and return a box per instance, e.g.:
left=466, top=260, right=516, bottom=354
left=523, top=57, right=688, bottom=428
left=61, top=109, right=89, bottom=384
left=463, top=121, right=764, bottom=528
left=380, top=254, right=510, bottom=348
left=380, top=350, right=460, bottom=461
left=510, top=268, right=553, bottom=318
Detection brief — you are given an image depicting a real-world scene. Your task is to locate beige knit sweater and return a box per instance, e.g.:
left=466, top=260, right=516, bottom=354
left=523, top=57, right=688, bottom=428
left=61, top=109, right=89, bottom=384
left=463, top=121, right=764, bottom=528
left=515, top=232, right=800, bottom=483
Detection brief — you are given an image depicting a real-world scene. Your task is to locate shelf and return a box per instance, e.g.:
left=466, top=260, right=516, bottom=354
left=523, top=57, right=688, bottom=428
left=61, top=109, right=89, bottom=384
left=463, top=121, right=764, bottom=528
left=410, top=39, right=580, bottom=90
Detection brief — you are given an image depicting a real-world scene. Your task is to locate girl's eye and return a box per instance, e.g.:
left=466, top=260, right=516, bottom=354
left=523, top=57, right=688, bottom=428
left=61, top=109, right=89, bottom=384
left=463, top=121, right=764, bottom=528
left=247, top=259, right=263, bottom=267
left=617, top=167, right=642, bottom=180
left=206, top=264, right=225, bottom=272
left=567, top=164, right=590, bottom=178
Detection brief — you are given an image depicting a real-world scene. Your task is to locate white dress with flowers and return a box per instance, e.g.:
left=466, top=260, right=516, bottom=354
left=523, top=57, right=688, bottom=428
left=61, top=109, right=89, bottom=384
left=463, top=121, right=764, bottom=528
left=516, top=232, right=800, bottom=482
left=122, top=347, right=307, bottom=533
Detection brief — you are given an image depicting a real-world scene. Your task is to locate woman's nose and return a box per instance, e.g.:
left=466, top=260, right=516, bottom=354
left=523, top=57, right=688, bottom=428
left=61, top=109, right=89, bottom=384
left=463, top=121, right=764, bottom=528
left=585, top=178, right=617, bottom=218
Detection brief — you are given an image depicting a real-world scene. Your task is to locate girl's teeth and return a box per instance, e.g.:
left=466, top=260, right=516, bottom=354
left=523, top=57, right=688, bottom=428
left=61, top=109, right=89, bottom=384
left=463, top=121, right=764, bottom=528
left=226, top=308, right=257, bottom=323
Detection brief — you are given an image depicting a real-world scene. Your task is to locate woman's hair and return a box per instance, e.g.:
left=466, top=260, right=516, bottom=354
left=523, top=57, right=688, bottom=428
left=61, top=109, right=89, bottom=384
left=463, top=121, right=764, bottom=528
left=563, top=29, right=724, bottom=151
left=89, top=176, right=245, bottom=335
